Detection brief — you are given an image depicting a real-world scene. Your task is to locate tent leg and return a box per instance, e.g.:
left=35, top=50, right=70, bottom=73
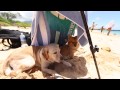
left=80, top=11, right=101, bottom=79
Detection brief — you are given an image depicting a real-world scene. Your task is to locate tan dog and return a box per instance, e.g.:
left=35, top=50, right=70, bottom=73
left=60, top=35, right=80, bottom=59
left=2, top=44, right=72, bottom=77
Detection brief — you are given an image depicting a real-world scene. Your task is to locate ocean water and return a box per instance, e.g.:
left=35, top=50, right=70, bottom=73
left=96, top=30, right=120, bottom=36
left=111, top=30, right=120, bottom=35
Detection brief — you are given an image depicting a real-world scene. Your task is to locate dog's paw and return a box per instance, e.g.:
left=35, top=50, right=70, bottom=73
left=10, top=71, right=17, bottom=77
left=54, top=73, right=64, bottom=79
left=54, top=73, right=72, bottom=79
left=62, top=61, right=72, bottom=67
left=66, top=62, right=72, bottom=67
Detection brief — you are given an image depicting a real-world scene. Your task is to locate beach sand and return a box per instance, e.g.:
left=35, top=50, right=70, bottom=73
left=0, top=27, right=120, bottom=79
left=82, top=30, right=120, bottom=79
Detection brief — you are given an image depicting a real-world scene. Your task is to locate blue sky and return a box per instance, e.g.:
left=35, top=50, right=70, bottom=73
left=1, top=11, right=120, bottom=30
left=88, top=11, right=120, bottom=30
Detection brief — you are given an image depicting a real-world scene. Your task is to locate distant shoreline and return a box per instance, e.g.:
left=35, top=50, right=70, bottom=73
left=91, top=29, right=120, bottom=31
left=89, top=29, right=120, bottom=36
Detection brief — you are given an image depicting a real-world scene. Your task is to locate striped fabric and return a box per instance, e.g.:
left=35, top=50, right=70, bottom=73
left=31, top=11, right=88, bottom=47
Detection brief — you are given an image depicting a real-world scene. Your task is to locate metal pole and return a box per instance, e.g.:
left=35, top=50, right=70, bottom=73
left=80, top=11, right=101, bottom=79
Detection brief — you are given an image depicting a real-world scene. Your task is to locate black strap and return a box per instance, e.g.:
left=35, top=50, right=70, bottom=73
left=2, top=39, right=12, bottom=47
left=80, top=11, right=101, bottom=79
left=0, top=39, right=11, bottom=51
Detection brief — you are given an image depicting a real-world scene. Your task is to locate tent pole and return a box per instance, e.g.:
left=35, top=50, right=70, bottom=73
left=80, top=11, right=101, bottom=79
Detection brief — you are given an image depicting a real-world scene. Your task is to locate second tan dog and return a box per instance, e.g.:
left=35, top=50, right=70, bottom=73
left=2, top=44, right=72, bottom=77
left=60, top=35, right=80, bottom=59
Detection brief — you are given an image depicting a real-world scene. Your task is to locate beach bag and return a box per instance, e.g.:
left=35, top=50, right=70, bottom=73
left=0, top=29, right=31, bottom=50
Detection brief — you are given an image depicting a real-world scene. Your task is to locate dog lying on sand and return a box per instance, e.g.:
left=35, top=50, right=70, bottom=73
left=2, top=44, right=72, bottom=78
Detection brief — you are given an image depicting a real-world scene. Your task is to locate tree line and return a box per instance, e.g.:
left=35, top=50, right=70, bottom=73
left=0, top=11, right=31, bottom=28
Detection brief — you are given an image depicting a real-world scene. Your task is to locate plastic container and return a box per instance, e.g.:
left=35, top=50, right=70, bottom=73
left=20, top=33, right=28, bottom=47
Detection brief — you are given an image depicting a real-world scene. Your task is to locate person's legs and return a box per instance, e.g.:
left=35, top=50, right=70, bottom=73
left=107, top=30, right=111, bottom=36
left=101, top=28, right=104, bottom=33
left=91, top=28, right=94, bottom=32
left=107, top=27, right=112, bottom=36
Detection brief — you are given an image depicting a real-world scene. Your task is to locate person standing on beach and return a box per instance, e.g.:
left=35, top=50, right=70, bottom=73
left=107, top=27, right=112, bottom=36
left=101, top=26, right=104, bottom=33
left=105, top=22, right=115, bottom=36
left=91, top=22, right=97, bottom=32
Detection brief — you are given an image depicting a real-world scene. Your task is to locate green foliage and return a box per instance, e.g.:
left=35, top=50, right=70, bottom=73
left=0, top=12, right=31, bottom=28
left=0, top=15, right=31, bottom=27
left=0, top=16, right=11, bottom=24
left=0, top=22, right=11, bottom=26
left=15, top=22, right=31, bottom=28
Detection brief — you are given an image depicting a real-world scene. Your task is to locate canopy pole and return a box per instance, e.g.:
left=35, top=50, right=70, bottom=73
left=80, top=11, right=101, bottom=79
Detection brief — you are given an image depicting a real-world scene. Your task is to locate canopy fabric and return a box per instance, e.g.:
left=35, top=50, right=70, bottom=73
left=31, top=11, right=88, bottom=46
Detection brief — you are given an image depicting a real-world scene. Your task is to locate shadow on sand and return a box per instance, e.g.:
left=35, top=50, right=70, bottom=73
left=49, top=56, right=88, bottom=79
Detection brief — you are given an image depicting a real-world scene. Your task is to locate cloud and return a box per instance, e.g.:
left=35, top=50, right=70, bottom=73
left=88, top=11, right=94, bottom=14
left=90, top=17, right=101, bottom=26
left=91, top=17, right=101, bottom=23
left=95, top=17, right=101, bottom=21
left=107, top=20, right=115, bottom=23
left=105, top=20, right=115, bottom=28
left=113, top=24, right=119, bottom=29
left=12, top=11, right=34, bottom=21
left=88, top=11, right=97, bottom=14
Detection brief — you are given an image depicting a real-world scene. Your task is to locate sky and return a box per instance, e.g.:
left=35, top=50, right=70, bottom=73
left=0, top=11, right=120, bottom=30
left=88, top=11, right=120, bottom=30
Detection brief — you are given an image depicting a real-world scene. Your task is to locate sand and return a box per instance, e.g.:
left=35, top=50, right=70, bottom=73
left=0, top=26, right=120, bottom=79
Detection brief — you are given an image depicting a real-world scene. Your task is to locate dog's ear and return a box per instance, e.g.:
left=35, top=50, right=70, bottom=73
left=74, top=36, right=78, bottom=40
left=42, top=47, right=49, bottom=60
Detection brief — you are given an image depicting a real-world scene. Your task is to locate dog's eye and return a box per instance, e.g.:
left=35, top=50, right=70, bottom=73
left=54, top=52, right=57, bottom=54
